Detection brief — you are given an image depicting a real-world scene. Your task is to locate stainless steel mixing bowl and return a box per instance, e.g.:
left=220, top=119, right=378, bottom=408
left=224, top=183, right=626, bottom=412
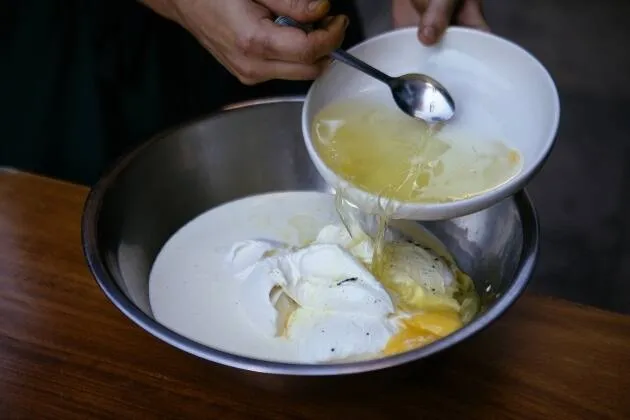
left=82, top=97, right=538, bottom=377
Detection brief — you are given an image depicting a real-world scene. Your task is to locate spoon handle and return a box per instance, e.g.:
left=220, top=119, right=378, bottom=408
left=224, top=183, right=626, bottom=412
left=328, top=50, right=392, bottom=84
left=273, top=16, right=393, bottom=84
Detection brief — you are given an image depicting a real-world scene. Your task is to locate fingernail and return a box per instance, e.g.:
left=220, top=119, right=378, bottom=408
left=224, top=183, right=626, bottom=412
left=342, top=15, right=350, bottom=30
left=308, top=0, right=327, bottom=12
left=422, top=26, right=436, bottom=42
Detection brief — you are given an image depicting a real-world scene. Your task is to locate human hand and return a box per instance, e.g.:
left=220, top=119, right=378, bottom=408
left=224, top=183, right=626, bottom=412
left=392, top=0, right=489, bottom=45
left=143, top=0, right=348, bottom=85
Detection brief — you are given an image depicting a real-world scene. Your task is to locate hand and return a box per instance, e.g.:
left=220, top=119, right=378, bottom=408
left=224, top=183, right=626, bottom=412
left=392, top=0, right=489, bottom=45
left=142, top=0, right=348, bottom=85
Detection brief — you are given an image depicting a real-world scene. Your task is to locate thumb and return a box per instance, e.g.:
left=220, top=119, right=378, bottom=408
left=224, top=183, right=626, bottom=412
left=416, top=0, right=457, bottom=45
left=258, top=0, right=331, bottom=22
left=393, top=0, right=422, bottom=28
left=457, top=0, right=490, bottom=31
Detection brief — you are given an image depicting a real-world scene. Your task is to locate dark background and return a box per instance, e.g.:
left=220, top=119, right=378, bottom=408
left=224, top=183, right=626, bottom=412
left=488, top=0, right=630, bottom=314
left=359, top=0, right=630, bottom=313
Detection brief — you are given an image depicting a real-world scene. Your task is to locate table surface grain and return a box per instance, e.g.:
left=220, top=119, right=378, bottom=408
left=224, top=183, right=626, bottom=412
left=1, top=169, right=629, bottom=419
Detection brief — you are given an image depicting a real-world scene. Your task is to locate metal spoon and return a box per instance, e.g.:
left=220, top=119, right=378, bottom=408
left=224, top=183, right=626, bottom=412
left=274, top=16, right=456, bottom=123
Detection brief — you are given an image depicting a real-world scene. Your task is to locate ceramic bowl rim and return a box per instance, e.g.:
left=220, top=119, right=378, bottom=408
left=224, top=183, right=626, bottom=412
left=302, top=26, right=560, bottom=220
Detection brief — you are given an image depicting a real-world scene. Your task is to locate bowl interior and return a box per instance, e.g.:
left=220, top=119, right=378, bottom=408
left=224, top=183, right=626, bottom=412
left=83, top=98, right=537, bottom=375
left=303, top=27, right=560, bottom=220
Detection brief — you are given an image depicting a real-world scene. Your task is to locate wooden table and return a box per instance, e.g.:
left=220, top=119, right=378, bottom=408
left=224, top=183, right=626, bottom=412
left=1, top=169, right=629, bottom=419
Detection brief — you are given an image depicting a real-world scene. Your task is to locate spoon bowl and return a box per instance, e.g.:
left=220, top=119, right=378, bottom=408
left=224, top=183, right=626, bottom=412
left=389, top=73, right=455, bottom=123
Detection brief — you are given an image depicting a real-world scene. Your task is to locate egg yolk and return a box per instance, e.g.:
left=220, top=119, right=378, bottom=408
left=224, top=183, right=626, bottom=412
left=386, top=278, right=461, bottom=313
left=383, top=310, right=463, bottom=356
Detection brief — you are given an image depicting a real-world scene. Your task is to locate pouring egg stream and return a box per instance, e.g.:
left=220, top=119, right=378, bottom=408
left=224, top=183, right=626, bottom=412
left=331, top=192, right=479, bottom=357
left=309, top=95, right=522, bottom=358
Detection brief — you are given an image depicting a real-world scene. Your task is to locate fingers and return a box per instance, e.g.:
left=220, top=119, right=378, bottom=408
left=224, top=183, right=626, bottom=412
left=256, top=0, right=330, bottom=22
left=256, top=14, right=348, bottom=62
left=456, top=0, right=490, bottom=31
left=230, top=57, right=331, bottom=85
left=413, top=0, right=457, bottom=45
left=261, top=57, right=331, bottom=82
left=410, top=0, right=489, bottom=45
left=180, top=0, right=345, bottom=85
left=229, top=6, right=346, bottom=84
left=392, top=0, right=422, bottom=28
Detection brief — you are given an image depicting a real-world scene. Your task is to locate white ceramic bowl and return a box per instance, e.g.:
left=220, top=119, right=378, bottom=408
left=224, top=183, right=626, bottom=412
left=303, top=27, right=560, bottom=220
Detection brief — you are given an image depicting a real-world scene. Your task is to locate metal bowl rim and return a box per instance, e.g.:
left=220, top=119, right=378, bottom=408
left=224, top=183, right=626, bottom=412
left=81, top=95, right=539, bottom=376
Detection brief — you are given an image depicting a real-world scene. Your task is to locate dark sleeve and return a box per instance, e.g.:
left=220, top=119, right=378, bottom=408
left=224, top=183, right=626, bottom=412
left=0, top=0, right=110, bottom=184
left=0, top=0, right=366, bottom=185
